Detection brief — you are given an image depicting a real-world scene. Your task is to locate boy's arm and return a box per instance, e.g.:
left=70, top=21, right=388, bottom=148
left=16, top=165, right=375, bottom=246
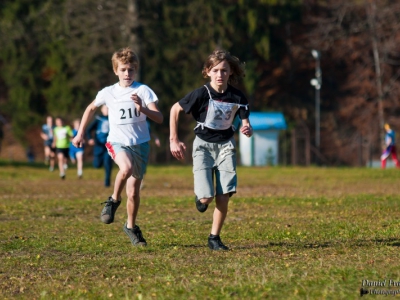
left=52, top=129, right=57, bottom=148
left=40, top=132, right=47, bottom=141
left=240, top=118, right=253, bottom=137
left=131, top=94, right=163, bottom=124
left=68, top=126, right=74, bottom=139
left=72, top=100, right=98, bottom=148
left=386, top=133, right=393, bottom=146
left=169, top=102, right=186, bottom=160
left=144, top=102, right=163, bottom=124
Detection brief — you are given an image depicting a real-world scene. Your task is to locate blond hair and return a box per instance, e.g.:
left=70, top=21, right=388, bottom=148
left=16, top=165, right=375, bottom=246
left=384, top=123, right=391, bottom=131
left=202, top=49, right=245, bottom=85
left=111, top=47, right=139, bottom=73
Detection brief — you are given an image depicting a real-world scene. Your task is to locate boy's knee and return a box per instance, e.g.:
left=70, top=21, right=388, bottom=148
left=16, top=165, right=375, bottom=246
left=215, top=194, right=230, bottom=204
left=199, top=197, right=214, bottom=204
left=119, top=167, right=133, bottom=179
left=126, top=190, right=140, bottom=202
left=215, top=197, right=229, bottom=212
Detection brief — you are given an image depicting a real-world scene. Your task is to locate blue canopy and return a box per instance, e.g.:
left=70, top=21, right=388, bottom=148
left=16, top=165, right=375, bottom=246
left=248, top=112, right=287, bottom=131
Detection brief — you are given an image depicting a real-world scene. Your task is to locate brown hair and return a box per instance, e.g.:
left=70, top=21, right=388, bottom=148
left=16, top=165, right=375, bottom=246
left=111, top=47, right=139, bottom=73
left=202, top=49, right=245, bottom=85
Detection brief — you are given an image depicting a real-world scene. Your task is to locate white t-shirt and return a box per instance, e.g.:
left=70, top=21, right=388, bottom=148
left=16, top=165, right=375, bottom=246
left=94, top=82, right=158, bottom=146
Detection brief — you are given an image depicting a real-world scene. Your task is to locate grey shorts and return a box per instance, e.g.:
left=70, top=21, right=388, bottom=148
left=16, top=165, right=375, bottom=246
left=106, top=141, right=149, bottom=179
left=192, top=136, right=237, bottom=199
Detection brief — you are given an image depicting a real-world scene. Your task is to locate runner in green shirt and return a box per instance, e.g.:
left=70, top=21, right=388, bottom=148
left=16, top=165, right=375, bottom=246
left=53, top=117, right=73, bottom=179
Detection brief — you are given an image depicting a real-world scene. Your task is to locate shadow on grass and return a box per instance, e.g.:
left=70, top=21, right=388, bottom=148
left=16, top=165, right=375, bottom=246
left=0, top=159, right=96, bottom=168
left=162, top=243, right=205, bottom=249
left=232, top=242, right=331, bottom=250
left=0, top=160, right=45, bottom=168
left=373, top=238, right=400, bottom=247
left=232, top=238, right=400, bottom=250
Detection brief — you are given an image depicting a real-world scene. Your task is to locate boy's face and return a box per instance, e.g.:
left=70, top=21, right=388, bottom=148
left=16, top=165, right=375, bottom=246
left=207, top=60, right=232, bottom=90
left=55, top=118, right=62, bottom=126
left=114, top=61, right=135, bottom=87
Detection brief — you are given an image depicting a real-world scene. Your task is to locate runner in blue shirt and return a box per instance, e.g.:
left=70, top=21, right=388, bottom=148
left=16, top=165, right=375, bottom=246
left=70, top=119, right=84, bottom=178
left=86, top=105, right=113, bottom=187
left=40, top=116, right=56, bottom=171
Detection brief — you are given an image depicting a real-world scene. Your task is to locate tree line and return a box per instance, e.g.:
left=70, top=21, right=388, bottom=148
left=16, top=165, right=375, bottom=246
left=0, top=0, right=398, bottom=166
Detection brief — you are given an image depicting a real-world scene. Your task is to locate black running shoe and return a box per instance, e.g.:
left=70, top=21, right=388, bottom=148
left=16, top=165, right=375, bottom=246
left=100, top=197, right=121, bottom=224
left=123, top=223, right=147, bottom=246
left=195, top=196, right=208, bottom=213
left=208, top=234, right=229, bottom=250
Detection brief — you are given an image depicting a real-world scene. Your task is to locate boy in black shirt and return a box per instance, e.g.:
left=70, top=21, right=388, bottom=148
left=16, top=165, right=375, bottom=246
left=169, top=49, right=253, bottom=250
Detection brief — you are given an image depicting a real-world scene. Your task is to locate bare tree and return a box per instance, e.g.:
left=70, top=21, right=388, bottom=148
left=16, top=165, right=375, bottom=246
left=301, top=0, right=400, bottom=164
left=124, top=0, right=141, bottom=80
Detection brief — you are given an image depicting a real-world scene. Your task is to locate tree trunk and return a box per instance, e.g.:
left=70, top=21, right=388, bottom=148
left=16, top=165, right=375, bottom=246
left=367, top=0, right=385, bottom=148
left=126, top=0, right=140, bottom=81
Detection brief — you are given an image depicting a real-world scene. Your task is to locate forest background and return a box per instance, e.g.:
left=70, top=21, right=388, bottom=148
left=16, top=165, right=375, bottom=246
left=1, top=0, right=399, bottom=166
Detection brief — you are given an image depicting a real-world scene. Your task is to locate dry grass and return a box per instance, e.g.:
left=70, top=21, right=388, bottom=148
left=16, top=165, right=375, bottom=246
left=1, top=162, right=400, bottom=299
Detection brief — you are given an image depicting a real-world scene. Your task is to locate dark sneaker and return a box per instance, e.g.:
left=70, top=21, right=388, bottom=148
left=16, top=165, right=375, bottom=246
left=123, top=223, right=147, bottom=246
left=100, top=197, right=121, bottom=224
left=195, top=196, right=208, bottom=213
left=208, top=235, right=229, bottom=250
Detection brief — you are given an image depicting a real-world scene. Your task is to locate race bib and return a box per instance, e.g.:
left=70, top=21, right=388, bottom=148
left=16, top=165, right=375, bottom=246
left=115, top=101, right=144, bottom=125
left=56, top=128, right=68, bottom=139
left=203, top=99, right=239, bottom=130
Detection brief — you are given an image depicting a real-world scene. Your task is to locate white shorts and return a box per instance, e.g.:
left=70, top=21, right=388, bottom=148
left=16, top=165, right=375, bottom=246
left=192, top=136, right=237, bottom=199
left=106, top=141, right=149, bottom=179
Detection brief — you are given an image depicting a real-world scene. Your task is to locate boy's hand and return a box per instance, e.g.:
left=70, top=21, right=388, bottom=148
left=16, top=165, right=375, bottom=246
left=240, top=125, right=253, bottom=137
left=170, top=139, right=186, bottom=160
left=72, top=136, right=84, bottom=148
left=131, top=93, right=142, bottom=113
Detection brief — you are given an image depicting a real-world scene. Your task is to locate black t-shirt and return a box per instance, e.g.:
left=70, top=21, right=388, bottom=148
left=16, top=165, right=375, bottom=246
left=179, top=83, right=250, bottom=143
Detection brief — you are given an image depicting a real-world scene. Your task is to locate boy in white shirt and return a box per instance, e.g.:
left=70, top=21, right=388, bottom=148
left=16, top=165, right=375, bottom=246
left=73, top=47, right=163, bottom=246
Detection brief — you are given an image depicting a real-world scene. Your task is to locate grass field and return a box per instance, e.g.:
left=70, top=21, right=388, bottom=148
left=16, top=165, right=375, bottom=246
left=1, top=162, right=400, bottom=299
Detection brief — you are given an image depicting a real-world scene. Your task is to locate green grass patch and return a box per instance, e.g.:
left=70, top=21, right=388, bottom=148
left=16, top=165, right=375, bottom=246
left=1, top=164, right=400, bottom=299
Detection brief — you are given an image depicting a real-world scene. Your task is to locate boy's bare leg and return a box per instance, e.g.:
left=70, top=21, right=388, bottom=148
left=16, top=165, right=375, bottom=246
left=211, top=194, right=229, bottom=235
left=57, top=153, right=65, bottom=176
left=125, top=176, right=141, bottom=228
left=122, top=175, right=147, bottom=247
left=76, top=152, right=83, bottom=176
left=112, top=151, right=133, bottom=201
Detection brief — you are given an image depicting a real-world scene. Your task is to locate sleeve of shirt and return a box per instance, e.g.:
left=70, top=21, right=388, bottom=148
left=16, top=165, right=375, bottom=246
left=139, top=85, right=158, bottom=106
left=67, top=126, right=74, bottom=137
left=239, top=107, right=250, bottom=120
left=94, top=89, right=107, bottom=107
left=238, top=91, right=250, bottom=120
left=178, top=88, right=203, bottom=114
